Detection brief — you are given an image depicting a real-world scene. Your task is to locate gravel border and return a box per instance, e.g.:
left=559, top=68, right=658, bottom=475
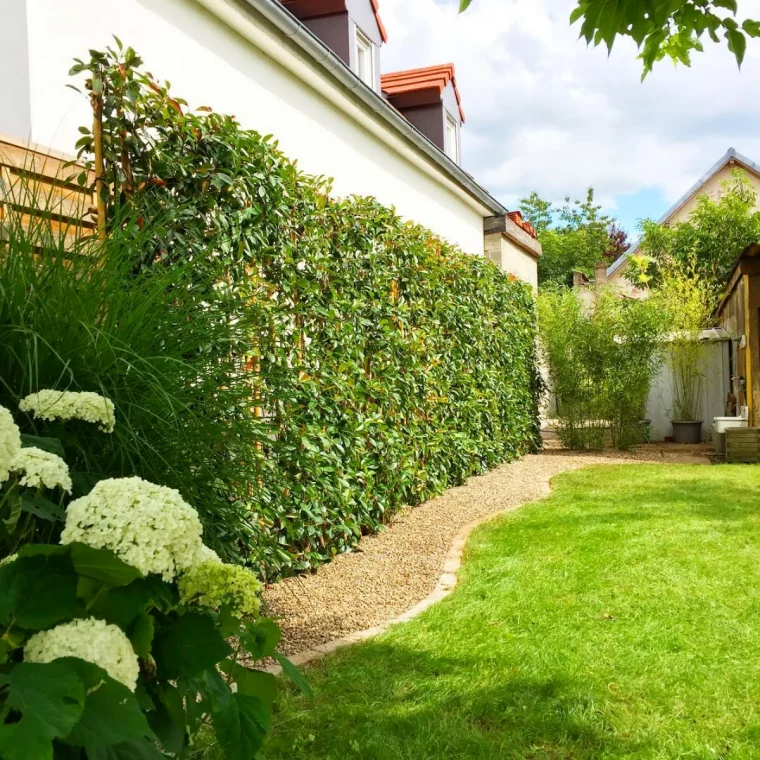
left=263, top=445, right=710, bottom=670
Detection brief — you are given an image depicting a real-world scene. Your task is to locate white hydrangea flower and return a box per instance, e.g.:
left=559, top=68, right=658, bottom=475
left=19, top=390, right=116, bottom=433
left=25, top=618, right=139, bottom=691
left=61, top=477, right=205, bottom=581
left=10, top=447, right=72, bottom=492
left=0, top=405, right=22, bottom=484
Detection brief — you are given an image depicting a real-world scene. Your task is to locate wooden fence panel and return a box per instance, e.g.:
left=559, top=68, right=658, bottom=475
left=0, top=132, right=95, bottom=249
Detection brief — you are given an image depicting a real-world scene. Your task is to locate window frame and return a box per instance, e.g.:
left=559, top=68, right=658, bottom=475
left=444, top=113, right=459, bottom=163
left=354, top=26, right=375, bottom=89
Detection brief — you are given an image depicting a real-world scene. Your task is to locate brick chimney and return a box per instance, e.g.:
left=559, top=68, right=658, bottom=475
left=594, top=261, right=608, bottom=286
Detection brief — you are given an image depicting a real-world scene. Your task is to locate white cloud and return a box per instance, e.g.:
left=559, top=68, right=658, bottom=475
left=378, top=0, right=760, bottom=217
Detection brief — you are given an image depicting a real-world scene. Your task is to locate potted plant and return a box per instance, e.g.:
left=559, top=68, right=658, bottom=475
left=658, top=264, right=715, bottom=444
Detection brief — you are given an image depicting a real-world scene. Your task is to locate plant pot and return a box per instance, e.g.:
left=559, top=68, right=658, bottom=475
left=671, top=420, right=703, bottom=444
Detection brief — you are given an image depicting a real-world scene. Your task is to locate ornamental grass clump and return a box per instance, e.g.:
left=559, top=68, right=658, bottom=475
left=0, top=391, right=300, bottom=759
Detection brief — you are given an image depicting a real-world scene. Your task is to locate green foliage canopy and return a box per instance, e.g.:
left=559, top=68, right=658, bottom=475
left=630, top=173, right=760, bottom=298
left=520, top=189, right=627, bottom=287
left=459, top=0, right=760, bottom=77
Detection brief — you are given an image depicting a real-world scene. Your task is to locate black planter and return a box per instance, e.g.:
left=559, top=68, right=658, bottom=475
left=671, top=420, right=703, bottom=444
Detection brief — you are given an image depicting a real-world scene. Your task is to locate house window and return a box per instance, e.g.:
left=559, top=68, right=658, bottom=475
left=444, top=114, right=459, bottom=163
left=355, top=28, right=375, bottom=89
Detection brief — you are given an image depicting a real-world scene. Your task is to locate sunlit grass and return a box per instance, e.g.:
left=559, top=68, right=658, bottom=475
left=262, top=464, right=760, bottom=759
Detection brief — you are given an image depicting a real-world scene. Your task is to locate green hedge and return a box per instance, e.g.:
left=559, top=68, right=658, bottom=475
left=247, top=197, right=541, bottom=574
left=65, top=44, right=542, bottom=577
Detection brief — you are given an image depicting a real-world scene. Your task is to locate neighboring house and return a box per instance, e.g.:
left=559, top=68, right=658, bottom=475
left=606, top=148, right=760, bottom=296
left=0, top=0, right=540, bottom=285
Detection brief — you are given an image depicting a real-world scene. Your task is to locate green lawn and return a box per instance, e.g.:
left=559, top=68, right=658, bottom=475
left=257, top=464, right=760, bottom=759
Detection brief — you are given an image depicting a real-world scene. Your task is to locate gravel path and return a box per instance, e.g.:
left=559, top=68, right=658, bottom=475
left=262, top=445, right=709, bottom=654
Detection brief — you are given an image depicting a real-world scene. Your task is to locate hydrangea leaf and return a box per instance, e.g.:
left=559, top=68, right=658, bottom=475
left=274, top=654, right=312, bottom=697
left=19, top=434, right=66, bottom=459
left=85, top=737, right=164, bottom=760
left=146, top=685, right=186, bottom=755
left=62, top=660, right=152, bottom=748
left=203, top=668, right=269, bottom=760
left=19, top=494, right=65, bottom=523
left=219, top=661, right=277, bottom=709
left=239, top=618, right=281, bottom=660
left=70, top=542, right=142, bottom=586
left=0, top=662, right=85, bottom=760
left=153, top=612, right=232, bottom=679
left=0, top=553, right=78, bottom=630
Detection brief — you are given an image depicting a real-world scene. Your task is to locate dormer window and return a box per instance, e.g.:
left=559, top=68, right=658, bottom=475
left=355, top=28, right=375, bottom=88
left=382, top=64, right=465, bottom=164
left=444, top=114, right=459, bottom=163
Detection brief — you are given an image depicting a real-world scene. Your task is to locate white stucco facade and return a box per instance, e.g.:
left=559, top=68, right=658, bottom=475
left=0, top=0, right=531, bottom=267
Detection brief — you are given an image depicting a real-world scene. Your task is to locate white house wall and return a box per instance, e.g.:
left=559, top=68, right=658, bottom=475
left=500, top=237, right=539, bottom=289
left=16, top=0, right=490, bottom=256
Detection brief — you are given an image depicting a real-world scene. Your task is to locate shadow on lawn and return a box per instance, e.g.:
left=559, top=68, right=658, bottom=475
left=272, top=640, right=654, bottom=759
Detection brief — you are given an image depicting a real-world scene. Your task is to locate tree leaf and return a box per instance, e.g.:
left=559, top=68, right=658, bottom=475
left=714, top=0, right=738, bottom=12
left=742, top=19, right=760, bottom=37
left=725, top=27, right=747, bottom=65
left=0, top=662, right=85, bottom=760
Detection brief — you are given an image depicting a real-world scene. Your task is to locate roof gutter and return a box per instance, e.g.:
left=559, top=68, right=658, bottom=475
left=192, top=0, right=507, bottom=217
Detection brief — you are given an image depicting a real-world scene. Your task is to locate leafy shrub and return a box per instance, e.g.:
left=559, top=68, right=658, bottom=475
left=0, top=394, right=299, bottom=759
left=5, top=43, right=541, bottom=579
left=629, top=172, right=760, bottom=297
left=538, top=288, right=666, bottom=449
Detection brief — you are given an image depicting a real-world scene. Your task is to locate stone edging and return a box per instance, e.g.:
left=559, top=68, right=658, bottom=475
left=264, top=475, right=554, bottom=675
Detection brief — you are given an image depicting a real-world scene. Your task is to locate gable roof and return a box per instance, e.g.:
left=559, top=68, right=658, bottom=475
left=381, top=64, right=465, bottom=122
left=608, top=147, right=760, bottom=278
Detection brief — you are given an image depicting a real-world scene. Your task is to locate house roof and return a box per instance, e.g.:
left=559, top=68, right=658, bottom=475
left=608, top=147, right=760, bottom=278
left=381, top=64, right=465, bottom=122
left=257, top=0, right=507, bottom=217
left=280, top=0, right=387, bottom=42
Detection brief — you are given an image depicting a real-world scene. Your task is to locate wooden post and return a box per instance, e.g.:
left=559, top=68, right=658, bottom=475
left=92, top=91, right=107, bottom=240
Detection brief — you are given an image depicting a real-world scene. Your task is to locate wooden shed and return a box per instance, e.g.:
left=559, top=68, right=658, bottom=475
left=715, top=242, right=760, bottom=426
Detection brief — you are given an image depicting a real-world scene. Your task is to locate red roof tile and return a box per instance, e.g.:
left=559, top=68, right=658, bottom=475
left=507, top=210, right=537, bottom=239
left=381, top=64, right=465, bottom=122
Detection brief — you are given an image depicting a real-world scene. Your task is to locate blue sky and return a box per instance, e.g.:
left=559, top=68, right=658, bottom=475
left=378, top=0, right=760, bottom=237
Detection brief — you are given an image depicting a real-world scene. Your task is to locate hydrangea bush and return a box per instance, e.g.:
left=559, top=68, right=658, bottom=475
left=0, top=392, right=299, bottom=759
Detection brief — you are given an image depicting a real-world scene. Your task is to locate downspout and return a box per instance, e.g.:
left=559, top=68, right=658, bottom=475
left=192, top=0, right=505, bottom=219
